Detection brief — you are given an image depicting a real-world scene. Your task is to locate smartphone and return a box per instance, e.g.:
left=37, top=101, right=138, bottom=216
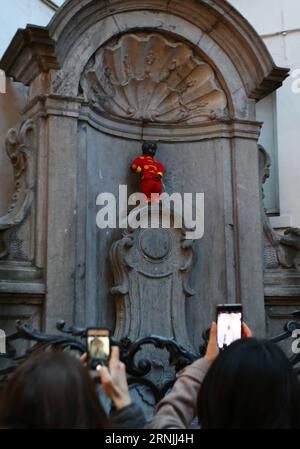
left=216, top=304, right=243, bottom=350
left=87, top=328, right=111, bottom=370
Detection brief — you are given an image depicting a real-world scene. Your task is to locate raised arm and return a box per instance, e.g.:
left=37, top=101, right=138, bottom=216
left=148, top=357, right=212, bottom=429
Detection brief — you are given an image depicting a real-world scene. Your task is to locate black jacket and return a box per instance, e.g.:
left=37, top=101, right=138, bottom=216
left=110, top=403, right=147, bottom=429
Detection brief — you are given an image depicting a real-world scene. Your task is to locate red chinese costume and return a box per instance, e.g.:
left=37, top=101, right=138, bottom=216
left=131, top=142, right=164, bottom=202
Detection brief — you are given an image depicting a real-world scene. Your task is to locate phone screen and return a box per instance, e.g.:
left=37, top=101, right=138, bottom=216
left=87, top=328, right=110, bottom=368
left=217, top=305, right=242, bottom=349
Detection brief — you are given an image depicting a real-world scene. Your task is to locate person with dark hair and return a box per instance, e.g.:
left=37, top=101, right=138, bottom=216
left=149, top=323, right=300, bottom=429
left=0, top=351, right=108, bottom=429
left=198, top=337, right=300, bottom=429
left=0, top=347, right=146, bottom=429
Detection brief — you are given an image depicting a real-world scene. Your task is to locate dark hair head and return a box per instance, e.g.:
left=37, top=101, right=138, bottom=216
left=142, top=141, right=157, bottom=156
left=197, top=338, right=300, bottom=429
left=0, top=351, right=109, bottom=429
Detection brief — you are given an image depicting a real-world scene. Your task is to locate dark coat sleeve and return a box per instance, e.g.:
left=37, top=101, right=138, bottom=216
left=109, top=403, right=147, bottom=429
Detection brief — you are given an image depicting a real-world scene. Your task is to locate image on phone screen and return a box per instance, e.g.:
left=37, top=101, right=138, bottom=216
left=87, top=329, right=110, bottom=367
left=217, top=308, right=242, bottom=349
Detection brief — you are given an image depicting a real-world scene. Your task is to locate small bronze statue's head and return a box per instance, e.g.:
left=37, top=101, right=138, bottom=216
left=142, top=141, right=157, bottom=158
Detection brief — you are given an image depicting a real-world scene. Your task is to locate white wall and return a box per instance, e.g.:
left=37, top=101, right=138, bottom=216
left=0, top=0, right=58, bottom=58
left=230, top=0, right=300, bottom=229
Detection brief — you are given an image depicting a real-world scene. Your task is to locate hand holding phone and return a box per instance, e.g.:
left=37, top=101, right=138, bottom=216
left=216, top=304, right=243, bottom=350
left=87, top=328, right=111, bottom=370
left=99, top=346, right=132, bottom=411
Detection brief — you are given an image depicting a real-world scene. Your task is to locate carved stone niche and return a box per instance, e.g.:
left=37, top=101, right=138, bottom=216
left=110, top=205, right=195, bottom=349
left=80, top=32, right=228, bottom=124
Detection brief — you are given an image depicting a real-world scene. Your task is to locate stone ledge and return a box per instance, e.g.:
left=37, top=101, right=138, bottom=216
left=265, top=271, right=300, bottom=297
left=0, top=25, right=60, bottom=86
left=0, top=281, right=45, bottom=296
left=79, top=106, right=263, bottom=142
left=0, top=291, right=44, bottom=305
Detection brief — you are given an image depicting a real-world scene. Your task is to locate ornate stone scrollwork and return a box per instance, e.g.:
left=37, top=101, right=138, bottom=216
left=80, top=32, right=228, bottom=124
left=260, top=145, right=300, bottom=271
left=0, top=119, right=36, bottom=260
left=109, top=206, right=195, bottom=350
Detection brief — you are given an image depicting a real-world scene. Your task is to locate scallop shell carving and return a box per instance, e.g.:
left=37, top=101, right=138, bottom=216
left=80, top=33, right=228, bottom=124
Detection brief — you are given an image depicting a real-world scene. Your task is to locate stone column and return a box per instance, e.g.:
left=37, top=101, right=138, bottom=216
left=232, top=137, right=266, bottom=335
left=25, top=95, right=83, bottom=332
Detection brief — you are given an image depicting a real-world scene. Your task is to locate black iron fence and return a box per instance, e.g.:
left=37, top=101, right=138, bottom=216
left=1, top=310, right=300, bottom=403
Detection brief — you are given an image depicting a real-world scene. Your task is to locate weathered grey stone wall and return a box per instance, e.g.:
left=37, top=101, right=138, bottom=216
left=75, top=127, right=230, bottom=339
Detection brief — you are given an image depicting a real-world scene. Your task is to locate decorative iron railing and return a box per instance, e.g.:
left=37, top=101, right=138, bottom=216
left=1, top=310, right=300, bottom=403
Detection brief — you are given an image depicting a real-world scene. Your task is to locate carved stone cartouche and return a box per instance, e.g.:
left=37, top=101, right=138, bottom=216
left=109, top=205, right=195, bottom=348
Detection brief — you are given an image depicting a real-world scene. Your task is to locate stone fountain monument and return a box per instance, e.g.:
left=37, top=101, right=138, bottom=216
left=1, top=0, right=298, bottom=384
